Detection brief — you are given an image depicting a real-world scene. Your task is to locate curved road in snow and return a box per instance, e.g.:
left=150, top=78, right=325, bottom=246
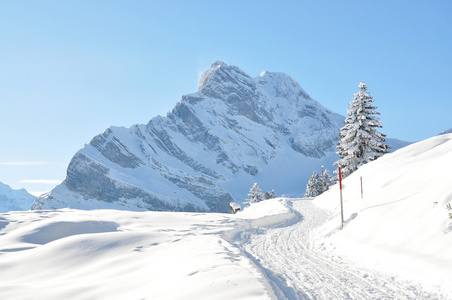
left=240, top=199, right=440, bottom=299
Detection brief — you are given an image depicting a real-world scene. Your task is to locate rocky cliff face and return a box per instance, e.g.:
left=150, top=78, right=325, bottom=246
left=32, top=62, right=374, bottom=212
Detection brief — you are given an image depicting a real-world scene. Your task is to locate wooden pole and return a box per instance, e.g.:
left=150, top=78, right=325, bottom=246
left=360, top=176, right=363, bottom=199
left=339, top=167, right=344, bottom=229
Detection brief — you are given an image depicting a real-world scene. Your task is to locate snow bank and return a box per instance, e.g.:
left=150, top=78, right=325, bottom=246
left=234, top=198, right=297, bottom=228
left=314, top=133, right=452, bottom=293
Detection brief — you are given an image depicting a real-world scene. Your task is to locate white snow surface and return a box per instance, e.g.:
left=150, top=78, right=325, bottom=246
left=2, top=134, right=450, bottom=299
left=0, top=182, right=35, bottom=213
left=0, top=199, right=293, bottom=300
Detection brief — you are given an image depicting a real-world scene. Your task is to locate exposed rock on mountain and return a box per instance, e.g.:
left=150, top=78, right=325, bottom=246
left=32, top=62, right=404, bottom=212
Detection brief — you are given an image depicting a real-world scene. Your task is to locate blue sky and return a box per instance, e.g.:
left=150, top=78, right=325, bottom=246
left=1, top=0, right=451, bottom=196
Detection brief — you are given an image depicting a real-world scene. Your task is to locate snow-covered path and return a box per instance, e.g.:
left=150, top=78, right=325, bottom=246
left=240, top=199, right=439, bottom=299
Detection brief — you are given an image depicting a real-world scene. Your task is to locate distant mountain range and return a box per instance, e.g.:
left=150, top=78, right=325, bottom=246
left=0, top=182, right=34, bottom=213
left=32, top=62, right=410, bottom=212
left=440, top=128, right=452, bottom=135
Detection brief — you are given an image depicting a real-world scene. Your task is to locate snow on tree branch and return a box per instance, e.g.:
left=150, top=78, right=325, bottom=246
left=334, top=82, right=389, bottom=179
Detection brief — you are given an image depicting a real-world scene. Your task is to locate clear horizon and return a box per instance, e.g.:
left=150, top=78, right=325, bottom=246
left=1, top=1, right=451, bottom=195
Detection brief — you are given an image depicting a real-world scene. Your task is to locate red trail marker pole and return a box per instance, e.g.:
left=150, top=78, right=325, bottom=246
left=339, top=167, right=344, bottom=229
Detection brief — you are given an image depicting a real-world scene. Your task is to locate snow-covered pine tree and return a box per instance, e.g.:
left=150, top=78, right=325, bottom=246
left=271, top=189, right=277, bottom=199
left=305, top=171, right=322, bottom=198
left=334, top=82, right=388, bottom=179
left=320, top=169, right=334, bottom=193
left=245, top=183, right=263, bottom=206
left=264, top=189, right=277, bottom=200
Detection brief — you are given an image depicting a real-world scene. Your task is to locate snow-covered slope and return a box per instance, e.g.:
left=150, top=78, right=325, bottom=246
left=0, top=182, right=34, bottom=213
left=314, top=133, right=452, bottom=292
left=33, top=62, right=407, bottom=212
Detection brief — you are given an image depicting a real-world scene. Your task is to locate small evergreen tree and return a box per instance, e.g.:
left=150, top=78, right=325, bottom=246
left=320, top=169, right=334, bottom=193
left=305, top=171, right=322, bottom=197
left=334, top=82, right=388, bottom=179
left=264, top=189, right=277, bottom=200
left=447, top=203, right=452, bottom=219
left=245, top=183, right=263, bottom=206
left=271, top=189, right=277, bottom=199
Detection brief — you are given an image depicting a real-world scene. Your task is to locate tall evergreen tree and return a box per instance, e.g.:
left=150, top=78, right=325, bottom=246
left=334, top=82, right=388, bottom=178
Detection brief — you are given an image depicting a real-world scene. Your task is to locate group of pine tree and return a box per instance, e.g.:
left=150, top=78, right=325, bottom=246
left=244, top=82, right=388, bottom=205
left=304, top=168, right=334, bottom=197
left=244, top=183, right=277, bottom=206
left=306, top=82, right=388, bottom=197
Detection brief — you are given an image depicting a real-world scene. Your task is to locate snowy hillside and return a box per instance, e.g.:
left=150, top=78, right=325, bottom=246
left=33, top=62, right=408, bottom=213
left=314, top=132, right=452, bottom=293
left=0, top=182, right=34, bottom=213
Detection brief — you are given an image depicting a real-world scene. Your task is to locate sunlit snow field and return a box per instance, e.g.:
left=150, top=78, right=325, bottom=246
left=0, top=199, right=294, bottom=299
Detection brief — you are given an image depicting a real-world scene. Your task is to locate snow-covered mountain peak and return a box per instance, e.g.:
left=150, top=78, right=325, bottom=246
left=211, top=60, right=227, bottom=68
left=194, top=63, right=323, bottom=132
left=33, top=62, right=408, bottom=213
left=256, top=70, right=297, bottom=86
left=198, top=61, right=253, bottom=93
left=255, top=71, right=313, bottom=105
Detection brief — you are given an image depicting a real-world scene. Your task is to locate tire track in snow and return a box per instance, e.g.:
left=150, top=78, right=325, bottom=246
left=240, top=199, right=438, bottom=299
